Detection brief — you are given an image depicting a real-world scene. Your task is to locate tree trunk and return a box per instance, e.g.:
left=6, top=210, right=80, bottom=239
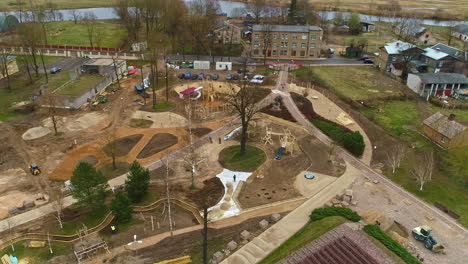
left=40, top=52, right=48, bottom=83
left=165, top=55, right=169, bottom=102
left=202, top=206, right=208, bottom=264
left=240, top=121, right=248, bottom=155
left=1, top=59, right=11, bottom=93
left=51, top=114, right=58, bottom=134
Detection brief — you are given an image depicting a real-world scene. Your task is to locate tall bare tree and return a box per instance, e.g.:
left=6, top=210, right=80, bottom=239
left=69, top=10, right=81, bottom=24
left=385, top=144, right=406, bottom=174
left=0, top=49, right=12, bottom=93
left=50, top=187, right=65, bottom=229
left=260, top=24, right=273, bottom=66
left=83, top=11, right=98, bottom=47
left=412, top=150, right=434, bottom=191
left=115, top=0, right=142, bottom=43
left=247, top=0, right=266, bottom=24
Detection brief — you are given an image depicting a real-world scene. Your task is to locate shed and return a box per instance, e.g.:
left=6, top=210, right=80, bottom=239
left=422, top=112, right=468, bottom=148
left=216, top=62, right=232, bottom=71
left=194, top=61, right=210, bottom=70
left=0, top=14, right=19, bottom=33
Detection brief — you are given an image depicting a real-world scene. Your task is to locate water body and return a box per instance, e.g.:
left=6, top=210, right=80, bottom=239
left=2, top=0, right=466, bottom=27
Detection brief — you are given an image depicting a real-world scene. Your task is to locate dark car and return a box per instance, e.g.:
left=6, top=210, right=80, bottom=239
left=178, top=73, right=185, bottom=79
left=191, top=74, right=198, bottom=80
left=237, top=68, right=249, bottom=74
left=358, top=56, right=369, bottom=61
left=205, top=74, right=212, bottom=80
left=212, top=74, right=219, bottom=80
left=185, top=71, right=191, bottom=79
left=198, top=73, right=204, bottom=80
left=363, top=59, right=374, bottom=64
left=50, top=67, right=62, bottom=74
left=232, top=74, right=239, bottom=80
left=226, top=74, right=232, bottom=80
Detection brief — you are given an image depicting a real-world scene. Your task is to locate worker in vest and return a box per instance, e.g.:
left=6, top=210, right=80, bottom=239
left=111, top=225, right=117, bottom=234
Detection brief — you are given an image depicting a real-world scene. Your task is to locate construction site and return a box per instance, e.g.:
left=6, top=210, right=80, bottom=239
left=0, top=61, right=467, bottom=264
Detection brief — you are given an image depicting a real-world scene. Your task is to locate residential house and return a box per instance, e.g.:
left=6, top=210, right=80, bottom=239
left=0, top=56, right=19, bottom=80
left=377, top=41, right=425, bottom=73
left=213, top=22, right=242, bottom=45
left=360, top=20, right=376, bottom=33
left=422, top=112, right=468, bottom=148
left=393, top=20, right=437, bottom=45
left=453, top=24, right=468, bottom=42
left=251, top=25, right=323, bottom=59
left=422, top=43, right=461, bottom=73
left=406, top=73, right=468, bottom=100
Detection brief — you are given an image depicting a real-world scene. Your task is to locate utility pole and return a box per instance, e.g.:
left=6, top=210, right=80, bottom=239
left=165, top=159, right=174, bottom=237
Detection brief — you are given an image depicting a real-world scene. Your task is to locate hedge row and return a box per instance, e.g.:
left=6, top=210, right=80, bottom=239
left=310, top=207, right=361, bottom=222
left=310, top=118, right=365, bottom=156
left=363, top=225, right=421, bottom=264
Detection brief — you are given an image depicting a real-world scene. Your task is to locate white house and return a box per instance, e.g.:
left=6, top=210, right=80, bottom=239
left=406, top=73, right=468, bottom=100
left=216, top=62, right=232, bottom=71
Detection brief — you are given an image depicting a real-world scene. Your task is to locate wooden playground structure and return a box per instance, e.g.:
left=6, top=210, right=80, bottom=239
left=262, top=127, right=298, bottom=157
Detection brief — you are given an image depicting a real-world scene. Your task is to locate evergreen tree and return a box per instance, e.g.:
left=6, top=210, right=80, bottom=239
left=348, top=13, right=362, bottom=35
left=288, top=0, right=298, bottom=24
left=125, top=161, right=150, bottom=203
left=70, top=162, right=109, bottom=209
left=110, top=192, right=132, bottom=224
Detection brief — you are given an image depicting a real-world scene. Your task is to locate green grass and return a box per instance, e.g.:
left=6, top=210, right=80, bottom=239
left=429, top=105, right=468, bottom=123
left=15, top=55, right=63, bottom=66
left=130, top=118, right=154, bottom=128
left=365, top=233, right=406, bottom=264
left=258, top=216, right=346, bottom=264
left=99, top=162, right=130, bottom=180
left=0, top=242, right=73, bottom=264
left=54, top=73, right=104, bottom=96
left=0, top=73, right=44, bottom=111
left=152, top=101, right=173, bottom=111
left=294, top=66, right=405, bottom=100
left=51, top=206, right=110, bottom=235
left=0, top=112, right=23, bottom=122
left=218, top=145, right=266, bottom=172
left=45, top=20, right=127, bottom=48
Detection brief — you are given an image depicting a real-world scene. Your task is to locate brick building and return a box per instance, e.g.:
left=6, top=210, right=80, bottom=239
left=251, top=25, right=322, bottom=59
left=422, top=112, right=468, bottom=148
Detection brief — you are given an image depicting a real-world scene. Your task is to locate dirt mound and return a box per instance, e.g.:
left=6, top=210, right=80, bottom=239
left=137, top=133, right=178, bottom=159
left=80, top=155, right=99, bottom=166
left=103, top=134, right=144, bottom=157
left=22, top=126, right=52, bottom=140
left=66, top=112, right=107, bottom=131
left=191, top=127, right=212, bottom=137
left=187, top=177, right=225, bottom=208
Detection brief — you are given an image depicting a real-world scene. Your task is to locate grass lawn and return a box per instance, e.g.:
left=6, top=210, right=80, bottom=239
left=99, top=162, right=130, bottom=180
left=365, top=233, right=406, bottom=264
left=218, top=145, right=266, bottom=172
left=258, top=216, right=346, bottom=264
left=50, top=206, right=110, bottom=235
left=45, top=20, right=127, bottom=48
left=0, top=73, right=44, bottom=111
left=153, top=101, right=173, bottom=111
left=295, top=66, right=405, bottom=100
left=130, top=118, right=154, bottom=128
left=0, top=112, right=23, bottom=122
left=54, top=73, right=104, bottom=96
left=0, top=242, right=73, bottom=264
left=429, top=105, right=468, bottom=123
left=14, top=55, right=64, bottom=66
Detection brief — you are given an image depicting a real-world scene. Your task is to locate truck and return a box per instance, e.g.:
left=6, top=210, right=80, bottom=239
left=412, top=225, right=445, bottom=253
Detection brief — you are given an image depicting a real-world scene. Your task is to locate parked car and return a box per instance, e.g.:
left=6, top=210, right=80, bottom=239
left=212, top=74, right=219, bottom=80
left=226, top=74, right=232, bottom=80
left=50, top=67, right=61, bottom=74
left=198, top=73, right=204, bottom=80
left=237, top=68, right=249, bottom=74
left=191, top=74, right=198, bottom=80
left=205, top=74, right=212, bottom=80
left=232, top=74, right=239, bottom=80
left=178, top=73, right=185, bottom=79
left=358, top=56, right=369, bottom=61
left=363, top=59, right=374, bottom=64
left=185, top=71, right=191, bottom=79
left=250, top=75, right=265, bottom=84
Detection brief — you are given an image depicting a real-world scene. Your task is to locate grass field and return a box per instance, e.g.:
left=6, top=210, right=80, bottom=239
left=218, top=145, right=266, bottom=172
left=0, top=242, right=73, bottom=264
left=258, top=216, right=346, bottom=264
left=295, top=66, right=405, bottom=100
left=54, top=73, right=104, bottom=96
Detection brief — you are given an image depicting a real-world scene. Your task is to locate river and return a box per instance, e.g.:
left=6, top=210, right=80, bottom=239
left=2, top=0, right=466, bottom=27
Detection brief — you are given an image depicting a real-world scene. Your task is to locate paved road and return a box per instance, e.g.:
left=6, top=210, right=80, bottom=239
left=38, top=57, right=89, bottom=73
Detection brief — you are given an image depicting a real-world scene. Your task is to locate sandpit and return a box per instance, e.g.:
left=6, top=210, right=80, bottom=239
left=22, top=126, right=52, bottom=140
left=174, top=81, right=240, bottom=95
left=207, top=168, right=252, bottom=221
left=103, top=134, right=144, bottom=157
left=137, top=133, right=178, bottom=159
left=132, top=110, right=187, bottom=128
left=65, top=112, right=107, bottom=132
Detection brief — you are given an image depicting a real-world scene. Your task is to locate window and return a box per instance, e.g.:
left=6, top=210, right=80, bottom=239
left=300, top=51, right=305, bottom=56
left=437, top=61, right=444, bottom=68
left=254, top=42, right=260, bottom=47
left=280, top=42, right=285, bottom=48
left=292, top=50, right=296, bottom=56
left=425, top=34, right=429, bottom=38
left=301, top=35, right=307, bottom=40
left=292, top=35, right=298, bottom=40
left=441, top=136, right=447, bottom=143
left=309, top=44, right=315, bottom=49
left=301, top=43, right=306, bottom=48
left=391, top=56, right=396, bottom=62
left=310, top=52, right=315, bottom=57
left=273, top=34, right=277, bottom=39
left=273, top=50, right=277, bottom=55
left=273, top=42, right=277, bottom=47
left=284, top=34, right=288, bottom=39
left=254, top=34, right=259, bottom=39
left=281, top=34, right=285, bottom=39
left=253, top=49, right=259, bottom=55
left=310, top=35, right=316, bottom=40
left=280, top=50, right=287, bottom=56
left=292, top=42, right=297, bottom=48
left=424, top=40, right=428, bottom=44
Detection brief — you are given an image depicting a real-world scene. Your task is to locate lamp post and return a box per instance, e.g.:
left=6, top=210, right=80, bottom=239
left=127, top=234, right=143, bottom=256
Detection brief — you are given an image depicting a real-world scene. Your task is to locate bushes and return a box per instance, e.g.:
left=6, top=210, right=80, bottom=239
left=310, top=118, right=365, bottom=156
left=310, top=207, right=361, bottom=222
left=364, top=225, right=421, bottom=264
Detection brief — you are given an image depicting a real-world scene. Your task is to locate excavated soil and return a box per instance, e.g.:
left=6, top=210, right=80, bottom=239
left=79, top=155, right=99, bottom=166
left=103, top=134, right=144, bottom=157
left=136, top=133, right=178, bottom=159
left=186, top=177, right=225, bottom=208
left=190, top=127, right=212, bottom=138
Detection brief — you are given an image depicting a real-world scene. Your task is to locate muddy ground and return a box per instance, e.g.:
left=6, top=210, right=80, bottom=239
left=136, top=133, right=179, bottom=159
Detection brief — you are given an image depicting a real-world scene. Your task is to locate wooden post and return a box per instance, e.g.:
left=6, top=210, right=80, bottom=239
left=151, top=216, right=154, bottom=232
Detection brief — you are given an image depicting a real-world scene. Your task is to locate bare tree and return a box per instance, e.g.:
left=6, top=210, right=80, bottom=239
left=445, top=21, right=457, bottom=46
left=16, top=22, right=41, bottom=77
left=46, top=93, right=60, bottom=135
left=247, top=0, right=266, bottom=24
left=0, top=49, right=12, bottom=93
left=106, top=127, right=118, bottom=169
left=7, top=220, right=16, bottom=252
left=260, top=24, right=273, bottom=66
left=385, top=144, right=406, bottom=174
left=412, top=150, right=434, bottom=191
left=115, top=0, right=142, bottom=43
left=50, top=187, right=65, bottom=229
left=83, top=11, right=98, bottom=47
left=69, top=10, right=81, bottom=24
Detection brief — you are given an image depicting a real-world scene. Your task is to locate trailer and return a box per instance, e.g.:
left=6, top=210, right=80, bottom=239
left=194, top=61, right=210, bottom=70
left=216, top=62, right=232, bottom=71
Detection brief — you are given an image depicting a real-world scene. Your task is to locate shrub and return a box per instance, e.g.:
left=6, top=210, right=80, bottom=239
left=364, top=225, right=421, bottom=264
left=310, top=118, right=365, bottom=156
left=310, top=207, right=361, bottom=222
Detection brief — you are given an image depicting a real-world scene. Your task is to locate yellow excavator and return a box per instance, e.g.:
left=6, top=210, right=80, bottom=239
left=29, top=164, right=41, bottom=176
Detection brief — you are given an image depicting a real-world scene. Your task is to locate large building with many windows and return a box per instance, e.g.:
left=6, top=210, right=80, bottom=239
left=251, top=25, right=323, bottom=59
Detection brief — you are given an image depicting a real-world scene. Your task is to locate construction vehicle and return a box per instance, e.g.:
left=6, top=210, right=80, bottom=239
left=29, top=164, right=41, bottom=176
left=412, top=225, right=445, bottom=253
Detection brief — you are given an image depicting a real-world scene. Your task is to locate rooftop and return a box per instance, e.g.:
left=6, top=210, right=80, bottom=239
left=383, top=41, right=415, bottom=55
left=84, top=58, right=125, bottom=66
left=423, top=112, right=466, bottom=139
left=396, top=20, right=427, bottom=37
left=423, top=47, right=450, bottom=60
left=416, top=73, right=468, bottom=84
left=430, top=43, right=462, bottom=58
left=252, top=24, right=322, bottom=33
left=454, top=24, right=468, bottom=35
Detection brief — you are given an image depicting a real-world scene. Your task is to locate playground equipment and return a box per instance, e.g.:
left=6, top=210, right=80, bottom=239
left=262, top=127, right=297, bottom=157
left=143, top=76, right=150, bottom=89
left=74, top=241, right=110, bottom=264
left=179, top=86, right=204, bottom=100
left=29, top=164, right=41, bottom=176
left=224, top=127, right=242, bottom=140
left=412, top=225, right=445, bottom=253
left=135, top=85, right=149, bottom=99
